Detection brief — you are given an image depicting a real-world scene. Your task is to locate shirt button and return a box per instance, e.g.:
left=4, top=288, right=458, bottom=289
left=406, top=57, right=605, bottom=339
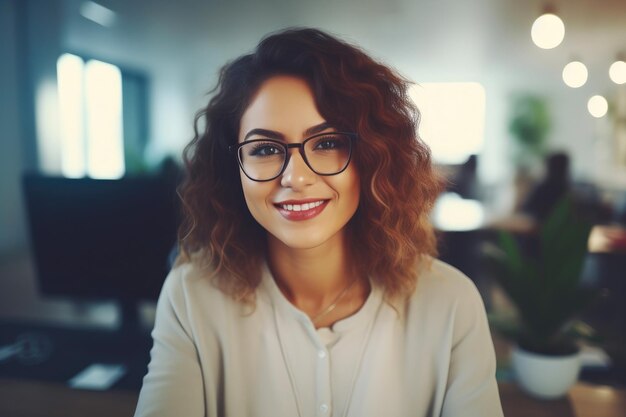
left=319, top=403, right=329, bottom=413
left=318, top=350, right=327, bottom=359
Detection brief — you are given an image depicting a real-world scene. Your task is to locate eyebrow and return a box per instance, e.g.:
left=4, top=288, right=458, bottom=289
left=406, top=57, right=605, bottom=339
left=243, top=122, right=333, bottom=141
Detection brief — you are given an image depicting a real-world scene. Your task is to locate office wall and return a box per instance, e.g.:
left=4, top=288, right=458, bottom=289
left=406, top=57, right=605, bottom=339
left=0, top=0, right=26, bottom=255
left=0, top=0, right=65, bottom=256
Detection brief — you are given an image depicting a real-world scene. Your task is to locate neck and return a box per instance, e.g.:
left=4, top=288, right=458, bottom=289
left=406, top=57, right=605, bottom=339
left=266, top=232, right=356, bottom=310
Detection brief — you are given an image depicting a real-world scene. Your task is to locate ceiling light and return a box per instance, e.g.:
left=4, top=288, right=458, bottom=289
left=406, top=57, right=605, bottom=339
left=562, top=61, right=588, bottom=88
left=587, top=95, right=608, bottom=118
left=609, top=60, right=626, bottom=85
left=80, top=1, right=117, bottom=27
left=531, top=11, right=565, bottom=49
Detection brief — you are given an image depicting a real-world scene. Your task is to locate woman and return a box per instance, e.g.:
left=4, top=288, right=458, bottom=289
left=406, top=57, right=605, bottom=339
left=135, top=28, right=503, bottom=417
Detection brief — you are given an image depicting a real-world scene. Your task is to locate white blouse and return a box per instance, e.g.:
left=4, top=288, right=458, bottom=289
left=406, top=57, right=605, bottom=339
left=134, top=259, right=504, bottom=417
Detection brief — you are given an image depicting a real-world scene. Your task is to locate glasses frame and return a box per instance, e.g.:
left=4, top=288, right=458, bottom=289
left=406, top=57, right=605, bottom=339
left=229, top=131, right=357, bottom=182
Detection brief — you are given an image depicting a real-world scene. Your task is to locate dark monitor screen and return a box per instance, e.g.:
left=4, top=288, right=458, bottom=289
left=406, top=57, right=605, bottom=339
left=22, top=174, right=178, bottom=302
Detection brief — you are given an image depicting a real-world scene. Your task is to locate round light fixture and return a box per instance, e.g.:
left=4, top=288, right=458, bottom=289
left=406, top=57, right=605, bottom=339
left=531, top=13, right=565, bottom=49
left=609, top=60, right=626, bottom=84
left=562, top=61, right=588, bottom=88
left=587, top=95, right=608, bottom=118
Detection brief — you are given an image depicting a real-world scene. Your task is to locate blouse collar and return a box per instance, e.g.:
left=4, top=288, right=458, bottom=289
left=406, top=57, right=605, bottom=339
left=260, top=261, right=383, bottom=335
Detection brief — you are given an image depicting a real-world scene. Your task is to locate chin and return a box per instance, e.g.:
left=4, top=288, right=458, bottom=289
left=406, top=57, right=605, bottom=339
left=271, top=230, right=340, bottom=251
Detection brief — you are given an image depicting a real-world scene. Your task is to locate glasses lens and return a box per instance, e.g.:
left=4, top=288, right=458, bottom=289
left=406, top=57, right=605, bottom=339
left=304, top=133, right=352, bottom=174
left=238, top=140, right=286, bottom=181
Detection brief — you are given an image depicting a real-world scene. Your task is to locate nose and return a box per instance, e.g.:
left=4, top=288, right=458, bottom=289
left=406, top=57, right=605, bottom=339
left=280, top=149, right=316, bottom=189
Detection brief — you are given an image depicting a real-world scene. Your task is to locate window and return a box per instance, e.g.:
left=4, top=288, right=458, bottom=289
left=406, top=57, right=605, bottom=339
left=57, top=53, right=125, bottom=178
left=409, top=82, right=486, bottom=165
left=40, top=53, right=148, bottom=179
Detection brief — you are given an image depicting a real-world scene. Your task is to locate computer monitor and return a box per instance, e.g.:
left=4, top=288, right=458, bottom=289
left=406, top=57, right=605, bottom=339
left=22, top=174, right=179, bottom=332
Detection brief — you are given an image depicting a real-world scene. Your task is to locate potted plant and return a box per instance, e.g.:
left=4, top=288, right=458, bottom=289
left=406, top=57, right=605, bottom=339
left=485, top=197, right=598, bottom=399
left=508, top=94, right=552, bottom=210
left=508, top=94, right=551, bottom=168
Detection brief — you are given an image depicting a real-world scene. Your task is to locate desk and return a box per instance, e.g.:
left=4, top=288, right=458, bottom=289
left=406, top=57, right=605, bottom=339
left=0, top=378, right=138, bottom=417
left=0, top=320, right=151, bottom=391
left=1, top=378, right=625, bottom=417
left=500, top=381, right=626, bottom=417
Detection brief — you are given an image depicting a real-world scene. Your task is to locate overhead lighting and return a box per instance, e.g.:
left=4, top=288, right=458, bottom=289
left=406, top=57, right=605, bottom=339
left=587, top=95, right=608, bottom=118
left=80, top=1, right=117, bottom=27
left=562, top=61, right=588, bottom=88
left=609, top=60, right=626, bottom=85
left=531, top=6, right=565, bottom=49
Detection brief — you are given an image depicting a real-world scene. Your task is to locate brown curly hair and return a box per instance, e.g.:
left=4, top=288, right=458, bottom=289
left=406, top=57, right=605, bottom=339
left=178, top=27, right=443, bottom=302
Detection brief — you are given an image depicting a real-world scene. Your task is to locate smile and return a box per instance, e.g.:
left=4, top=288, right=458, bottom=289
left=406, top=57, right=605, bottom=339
left=279, top=200, right=325, bottom=211
left=274, top=199, right=329, bottom=221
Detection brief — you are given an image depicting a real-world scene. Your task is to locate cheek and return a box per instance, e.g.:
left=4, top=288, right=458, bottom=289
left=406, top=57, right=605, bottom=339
left=240, top=173, right=270, bottom=217
left=240, top=175, right=256, bottom=208
left=336, top=168, right=361, bottom=212
left=348, top=179, right=361, bottom=212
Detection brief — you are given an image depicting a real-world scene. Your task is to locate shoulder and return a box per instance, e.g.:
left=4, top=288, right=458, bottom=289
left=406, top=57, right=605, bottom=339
left=414, top=258, right=482, bottom=302
left=162, top=260, right=211, bottom=298
left=396, top=259, right=491, bottom=349
left=400, top=258, right=486, bottom=323
left=159, top=260, right=236, bottom=318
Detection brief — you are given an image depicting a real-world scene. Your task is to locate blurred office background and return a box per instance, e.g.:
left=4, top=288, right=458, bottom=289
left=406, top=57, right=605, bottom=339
left=2, top=0, right=625, bottom=313
left=0, top=0, right=625, bottom=415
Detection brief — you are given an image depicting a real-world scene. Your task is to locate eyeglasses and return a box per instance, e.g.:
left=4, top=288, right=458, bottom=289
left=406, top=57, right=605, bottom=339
left=229, top=132, right=357, bottom=182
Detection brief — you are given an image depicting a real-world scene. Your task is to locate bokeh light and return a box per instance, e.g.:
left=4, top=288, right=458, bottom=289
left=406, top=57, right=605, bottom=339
left=531, top=13, right=565, bottom=49
left=609, top=60, right=626, bottom=84
left=587, top=95, right=608, bottom=118
left=562, top=61, right=588, bottom=88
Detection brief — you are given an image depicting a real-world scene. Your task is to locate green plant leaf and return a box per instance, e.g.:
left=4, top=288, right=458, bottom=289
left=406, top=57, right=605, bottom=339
left=481, top=196, right=596, bottom=355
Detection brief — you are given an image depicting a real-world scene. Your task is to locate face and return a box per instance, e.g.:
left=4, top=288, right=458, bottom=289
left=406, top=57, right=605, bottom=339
left=238, top=75, right=360, bottom=251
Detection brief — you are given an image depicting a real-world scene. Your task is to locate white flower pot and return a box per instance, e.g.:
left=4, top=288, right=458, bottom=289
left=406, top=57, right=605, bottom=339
left=511, top=345, right=581, bottom=399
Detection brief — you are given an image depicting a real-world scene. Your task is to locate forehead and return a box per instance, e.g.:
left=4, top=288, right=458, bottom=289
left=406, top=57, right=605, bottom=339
left=239, top=75, right=325, bottom=140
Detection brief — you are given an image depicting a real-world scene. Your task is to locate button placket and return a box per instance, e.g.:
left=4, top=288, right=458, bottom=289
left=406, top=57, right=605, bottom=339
left=315, top=340, right=332, bottom=417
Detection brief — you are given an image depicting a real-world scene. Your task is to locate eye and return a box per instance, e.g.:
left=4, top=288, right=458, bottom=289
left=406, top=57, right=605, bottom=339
left=247, top=141, right=285, bottom=157
left=313, top=135, right=347, bottom=150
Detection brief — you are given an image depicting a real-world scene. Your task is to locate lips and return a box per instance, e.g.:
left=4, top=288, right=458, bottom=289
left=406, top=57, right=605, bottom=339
left=274, top=199, right=329, bottom=221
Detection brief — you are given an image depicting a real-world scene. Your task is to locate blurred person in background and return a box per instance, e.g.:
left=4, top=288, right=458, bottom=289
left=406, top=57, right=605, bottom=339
left=522, top=152, right=570, bottom=222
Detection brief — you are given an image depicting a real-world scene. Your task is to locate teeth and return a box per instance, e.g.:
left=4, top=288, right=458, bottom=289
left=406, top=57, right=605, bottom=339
left=280, top=200, right=325, bottom=212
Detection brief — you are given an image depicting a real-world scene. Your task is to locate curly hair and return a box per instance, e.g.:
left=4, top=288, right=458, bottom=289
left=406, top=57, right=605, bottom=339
left=178, top=27, right=443, bottom=302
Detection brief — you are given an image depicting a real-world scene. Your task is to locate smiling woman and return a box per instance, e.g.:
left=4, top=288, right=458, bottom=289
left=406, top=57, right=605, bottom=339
left=134, top=27, right=504, bottom=417
left=237, top=76, right=361, bottom=255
